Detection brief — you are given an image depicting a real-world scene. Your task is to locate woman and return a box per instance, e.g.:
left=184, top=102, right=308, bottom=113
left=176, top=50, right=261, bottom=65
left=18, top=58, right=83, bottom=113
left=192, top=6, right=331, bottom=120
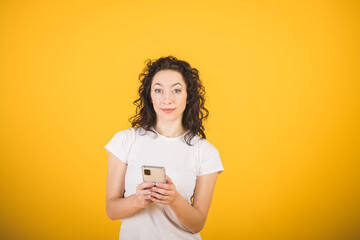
left=104, top=55, right=224, bottom=240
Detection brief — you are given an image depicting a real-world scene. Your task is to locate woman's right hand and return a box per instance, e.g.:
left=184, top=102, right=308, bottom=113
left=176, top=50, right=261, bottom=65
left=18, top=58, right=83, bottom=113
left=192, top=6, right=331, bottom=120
left=134, top=181, right=155, bottom=208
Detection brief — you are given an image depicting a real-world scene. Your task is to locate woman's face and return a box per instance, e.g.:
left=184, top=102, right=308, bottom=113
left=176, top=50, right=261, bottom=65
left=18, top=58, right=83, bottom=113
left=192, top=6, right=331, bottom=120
left=150, top=70, right=187, bottom=123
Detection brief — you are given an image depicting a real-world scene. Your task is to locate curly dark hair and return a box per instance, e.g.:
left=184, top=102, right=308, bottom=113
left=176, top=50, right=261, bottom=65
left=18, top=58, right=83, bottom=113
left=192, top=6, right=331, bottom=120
left=129, top=55, right=209, bottom=146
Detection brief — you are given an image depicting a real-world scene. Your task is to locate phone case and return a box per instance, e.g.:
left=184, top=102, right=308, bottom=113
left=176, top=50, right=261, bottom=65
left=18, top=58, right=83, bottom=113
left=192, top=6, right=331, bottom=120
left=141, top=165, right=166, bottom=183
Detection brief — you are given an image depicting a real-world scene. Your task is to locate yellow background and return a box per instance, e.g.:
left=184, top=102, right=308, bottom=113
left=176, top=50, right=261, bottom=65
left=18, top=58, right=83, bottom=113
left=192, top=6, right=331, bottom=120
left=1, top=0, right=359, bottom=239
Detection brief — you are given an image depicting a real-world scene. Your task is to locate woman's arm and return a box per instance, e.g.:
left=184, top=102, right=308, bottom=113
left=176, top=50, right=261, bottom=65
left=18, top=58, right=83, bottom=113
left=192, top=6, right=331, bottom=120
left=149, top=172, right=220, bottom=233
left=106, top=151, right=154, bottom=220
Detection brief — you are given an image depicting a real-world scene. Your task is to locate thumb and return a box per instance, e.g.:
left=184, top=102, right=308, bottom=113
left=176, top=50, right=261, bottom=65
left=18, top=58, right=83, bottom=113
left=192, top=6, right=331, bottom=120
left=166, top=175, right=173, bottom=184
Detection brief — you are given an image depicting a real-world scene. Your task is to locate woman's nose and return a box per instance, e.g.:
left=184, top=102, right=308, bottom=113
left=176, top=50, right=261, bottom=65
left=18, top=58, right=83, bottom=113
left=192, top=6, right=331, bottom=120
left=162, top=91, right=174, bottom=104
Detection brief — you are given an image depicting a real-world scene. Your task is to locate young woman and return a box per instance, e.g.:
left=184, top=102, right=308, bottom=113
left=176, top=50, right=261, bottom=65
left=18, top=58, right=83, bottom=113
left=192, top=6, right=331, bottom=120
left=104, top=56, right=224, bottom=240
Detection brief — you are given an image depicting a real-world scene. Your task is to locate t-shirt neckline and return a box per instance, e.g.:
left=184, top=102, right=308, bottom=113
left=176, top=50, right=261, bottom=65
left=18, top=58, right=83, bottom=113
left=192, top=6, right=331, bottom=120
left=151, top=127, right=188, bottom=142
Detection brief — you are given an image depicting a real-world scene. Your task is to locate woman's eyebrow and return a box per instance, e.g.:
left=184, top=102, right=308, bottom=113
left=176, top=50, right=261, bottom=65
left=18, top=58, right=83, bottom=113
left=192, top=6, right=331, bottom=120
left=153, top=83, right=183, bottom=87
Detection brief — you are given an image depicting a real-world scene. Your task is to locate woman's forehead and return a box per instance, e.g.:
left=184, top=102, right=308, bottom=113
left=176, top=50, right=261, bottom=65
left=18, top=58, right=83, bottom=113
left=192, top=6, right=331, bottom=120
left=152, top=70, right=185, bottom=86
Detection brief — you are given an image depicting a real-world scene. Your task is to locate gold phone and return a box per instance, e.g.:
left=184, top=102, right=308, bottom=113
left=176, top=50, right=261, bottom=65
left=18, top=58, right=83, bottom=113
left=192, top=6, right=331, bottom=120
left=141, top=165, right=166, bottom=183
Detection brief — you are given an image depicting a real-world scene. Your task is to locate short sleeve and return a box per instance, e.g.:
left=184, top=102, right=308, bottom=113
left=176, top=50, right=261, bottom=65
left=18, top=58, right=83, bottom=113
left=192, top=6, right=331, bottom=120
left=104, top=128, right=134, bottom=164
left=198, top=140, right=224, bottom=176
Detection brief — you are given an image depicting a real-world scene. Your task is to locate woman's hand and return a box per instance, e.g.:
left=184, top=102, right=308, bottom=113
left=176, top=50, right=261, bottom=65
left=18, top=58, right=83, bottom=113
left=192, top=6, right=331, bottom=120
left=134, top=181, right=156, bottom=209
left=149, top=175, right=180, bottom=205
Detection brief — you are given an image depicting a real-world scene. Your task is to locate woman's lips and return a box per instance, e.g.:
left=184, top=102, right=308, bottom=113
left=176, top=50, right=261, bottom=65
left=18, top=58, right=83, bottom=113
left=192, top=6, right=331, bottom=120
left=161, top=108, right=176, bottom=113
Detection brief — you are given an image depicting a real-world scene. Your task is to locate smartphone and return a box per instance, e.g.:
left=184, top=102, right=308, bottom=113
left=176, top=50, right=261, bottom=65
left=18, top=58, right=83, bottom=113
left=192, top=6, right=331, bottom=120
left=141, top=165, right=166, bottom=183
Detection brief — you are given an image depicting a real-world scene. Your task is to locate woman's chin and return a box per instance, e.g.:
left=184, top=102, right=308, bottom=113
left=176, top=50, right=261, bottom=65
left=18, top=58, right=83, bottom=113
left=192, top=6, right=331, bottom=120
left=157, top=114, right=181, bottom=122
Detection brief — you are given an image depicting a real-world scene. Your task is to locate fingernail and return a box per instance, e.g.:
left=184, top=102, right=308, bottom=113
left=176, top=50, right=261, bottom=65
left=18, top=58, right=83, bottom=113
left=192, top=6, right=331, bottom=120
left=153, top=182, right=156, bottom=186
left=155, top=182, right=158, bottom=186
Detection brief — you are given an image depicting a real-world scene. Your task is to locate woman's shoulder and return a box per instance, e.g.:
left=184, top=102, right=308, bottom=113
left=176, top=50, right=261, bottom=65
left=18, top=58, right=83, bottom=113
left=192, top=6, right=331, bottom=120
left=195, top=136, right=224, bottom=175
left=191, top=137, right=220, bottom=163
left=113, top=126, right=155, bottom=139
left=198, top=138, right=219, bottom=151
left=113, top=127, right=136, bottom=136
left=110, top=127, right=142, bottom=144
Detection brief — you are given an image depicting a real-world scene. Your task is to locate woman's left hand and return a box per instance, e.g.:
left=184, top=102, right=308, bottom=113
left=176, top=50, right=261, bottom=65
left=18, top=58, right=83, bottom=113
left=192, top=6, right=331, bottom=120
left=149, top=175, right=180, bottom=205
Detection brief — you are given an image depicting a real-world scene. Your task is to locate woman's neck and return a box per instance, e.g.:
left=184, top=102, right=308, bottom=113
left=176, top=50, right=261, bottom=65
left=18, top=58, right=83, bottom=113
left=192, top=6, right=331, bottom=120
left=153, top=120, right=186, bottom=138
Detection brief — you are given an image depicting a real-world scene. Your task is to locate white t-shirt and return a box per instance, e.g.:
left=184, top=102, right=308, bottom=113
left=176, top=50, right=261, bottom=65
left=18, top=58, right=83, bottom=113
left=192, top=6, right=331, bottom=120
left=104, top=127, right=224, bottom=240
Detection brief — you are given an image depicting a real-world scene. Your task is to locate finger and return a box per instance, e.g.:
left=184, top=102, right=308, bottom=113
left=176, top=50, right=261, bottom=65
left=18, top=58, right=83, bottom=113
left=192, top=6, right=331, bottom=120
left=166, top=175, right=173, bottom=184
left=150, top=191, right=171, bottom=201
left=156, top=176, right=174, bottom=190
left=151, top=187, right=168, bottom=195
left=156, top=182, right=171, bottom=190
left=138, top=189, right=152, bottom=196
left=150, top=197, right=169, bottom=205
left=137, top=181, right=156, bottom=190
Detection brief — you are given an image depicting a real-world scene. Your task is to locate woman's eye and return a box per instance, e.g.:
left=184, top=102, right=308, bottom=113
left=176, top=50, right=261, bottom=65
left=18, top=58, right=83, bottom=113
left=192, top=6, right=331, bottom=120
left=173, top=89, right=181, bottom=93
left=154, top=89, right=162, bottom=93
